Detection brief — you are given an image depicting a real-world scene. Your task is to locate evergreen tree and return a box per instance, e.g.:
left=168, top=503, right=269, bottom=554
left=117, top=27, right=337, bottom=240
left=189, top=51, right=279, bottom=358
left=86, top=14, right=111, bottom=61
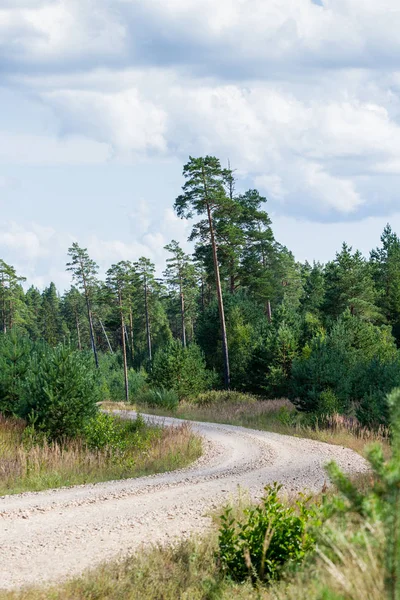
left=106, top=262, right=133, bottom=402
left=0, top=260, right=26, bottom=334
left=66, top=243, right=99, bottom=367
left=39, top=282, right=64, bottom=346
left=323, top=243, right=380, bottom=322
left=164, top=241, right=197, bottom=347
left=175, top=156, right=233, bottom=388
left=370, top=224, right=400, bottom=340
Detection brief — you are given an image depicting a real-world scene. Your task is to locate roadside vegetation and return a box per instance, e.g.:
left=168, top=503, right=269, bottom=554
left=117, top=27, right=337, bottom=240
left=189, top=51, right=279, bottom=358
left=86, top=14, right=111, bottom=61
left=2, top=388, right=398, bottom=600
left=0, top=414, right=200, bottom=496
left=0, top=338, right=201, bottom=496
left=103, top=394, right=390, bottom=457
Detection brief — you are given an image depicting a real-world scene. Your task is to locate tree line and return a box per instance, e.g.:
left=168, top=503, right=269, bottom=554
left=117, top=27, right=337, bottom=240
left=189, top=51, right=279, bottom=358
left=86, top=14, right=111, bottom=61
left=2, top=156, right=400, bottom=425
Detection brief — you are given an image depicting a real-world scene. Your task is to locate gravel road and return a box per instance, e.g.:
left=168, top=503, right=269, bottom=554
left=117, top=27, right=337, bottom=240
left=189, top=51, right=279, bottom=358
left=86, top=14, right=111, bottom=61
left=0, top=412, right=368, bottom=590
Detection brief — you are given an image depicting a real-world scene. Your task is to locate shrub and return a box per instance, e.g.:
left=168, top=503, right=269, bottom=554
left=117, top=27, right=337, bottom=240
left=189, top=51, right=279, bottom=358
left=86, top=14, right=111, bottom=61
left=192, top=390, right=258, bottom=407
left=20, top=345, right=100, bottom=440
left=318, top=389, right=341, bottom=416
left=150, top=341, right=213, bottom=400
left=136, top=387, right=179, bottom=410
left=218, top=483, right=317, bottom=583
left=0, top=332, right=33, bottom=415
left=84, top=412, right=124, bottom=450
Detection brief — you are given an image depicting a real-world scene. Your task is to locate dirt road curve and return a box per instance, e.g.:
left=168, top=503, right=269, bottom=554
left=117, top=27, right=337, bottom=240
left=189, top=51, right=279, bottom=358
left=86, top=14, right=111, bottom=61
left=0, top=412, right=368, bottom=590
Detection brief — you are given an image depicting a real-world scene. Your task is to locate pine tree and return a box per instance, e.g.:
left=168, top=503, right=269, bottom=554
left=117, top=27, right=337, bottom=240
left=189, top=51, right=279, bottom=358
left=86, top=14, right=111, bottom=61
left=370, top=224, right=400, bottom=338
left=106, top=263, right=132, bottom=403
left=40, top=283, right=64, bottom=346
left=0, top=260, right=26, bottom=334
left=175, top=156, right=232, bottom=388
left=66, top=243, right=99, bottom=368
left=323, top=243, right=380, bottom=322
left=164, top=241, right=197, bottom=347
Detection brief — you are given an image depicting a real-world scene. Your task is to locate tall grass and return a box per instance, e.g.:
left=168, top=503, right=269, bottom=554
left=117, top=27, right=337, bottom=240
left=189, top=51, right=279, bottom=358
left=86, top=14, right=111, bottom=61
left=0, top=415, right=202, bottom=496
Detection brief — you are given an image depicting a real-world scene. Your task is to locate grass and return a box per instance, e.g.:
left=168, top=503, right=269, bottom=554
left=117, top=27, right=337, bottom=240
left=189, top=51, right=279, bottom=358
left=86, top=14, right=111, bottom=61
left=102, top=395, right=390, bottom=457
left=0, top=492, right=385, bottom=600
left=0, top=414, right=202, bottom=496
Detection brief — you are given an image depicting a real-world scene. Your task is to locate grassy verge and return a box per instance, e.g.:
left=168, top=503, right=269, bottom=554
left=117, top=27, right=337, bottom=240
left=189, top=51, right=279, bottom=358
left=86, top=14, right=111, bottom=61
left=0, top=414, right=202, bottom=496
left=102, top=396, right=389, bottom=456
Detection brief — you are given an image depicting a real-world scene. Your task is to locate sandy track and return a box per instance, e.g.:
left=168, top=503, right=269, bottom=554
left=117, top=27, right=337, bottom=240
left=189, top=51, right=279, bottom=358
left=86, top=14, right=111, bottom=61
left=0, top=412, right=368, bottom=590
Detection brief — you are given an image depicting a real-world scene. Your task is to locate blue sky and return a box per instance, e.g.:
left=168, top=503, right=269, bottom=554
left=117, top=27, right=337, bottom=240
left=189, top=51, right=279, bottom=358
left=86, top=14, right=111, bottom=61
left=1, top=0, right=400, bottom=289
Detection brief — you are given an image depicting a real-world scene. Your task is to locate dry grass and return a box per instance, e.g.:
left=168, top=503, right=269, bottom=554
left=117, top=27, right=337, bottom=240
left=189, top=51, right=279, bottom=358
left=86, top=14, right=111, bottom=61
left=0, top=415, right=202, bottom=496
left=102, top=397, right=390, bottom=457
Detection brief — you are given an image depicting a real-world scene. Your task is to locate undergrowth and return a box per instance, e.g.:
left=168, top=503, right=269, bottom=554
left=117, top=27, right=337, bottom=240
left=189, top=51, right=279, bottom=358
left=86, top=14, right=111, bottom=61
left=0, top=414, right=201, bottom=495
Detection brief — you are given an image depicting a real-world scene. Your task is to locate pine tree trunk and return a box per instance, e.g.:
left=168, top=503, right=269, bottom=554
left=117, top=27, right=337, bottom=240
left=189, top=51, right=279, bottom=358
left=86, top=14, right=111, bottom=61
left=129, top=308, right=134, bottom=364
left=119, top=290, right=129, bottom=403
left=144, top=274, right=152, bottom=363
left=267, top=300, right=272, bottom=323
left=180, top=277, right=186, bottom=348
left=75, top=314, right=82, bottom=351
left=80, top=262, right=99, bottom=368
left=99, top=318, right=113, bottom=354
left=206, top=201, right=230, bottom=388
left=87, top=306, right=99, bottom=368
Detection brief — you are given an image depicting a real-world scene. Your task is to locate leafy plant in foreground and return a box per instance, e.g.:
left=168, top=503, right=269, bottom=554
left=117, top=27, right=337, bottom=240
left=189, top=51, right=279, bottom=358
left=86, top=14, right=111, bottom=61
left=218, top=483, right=317, bottom=584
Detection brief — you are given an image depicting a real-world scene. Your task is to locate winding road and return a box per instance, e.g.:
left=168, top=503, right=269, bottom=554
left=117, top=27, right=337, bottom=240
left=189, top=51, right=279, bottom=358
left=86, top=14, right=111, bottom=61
left=0, top=412, right=368, bottom=590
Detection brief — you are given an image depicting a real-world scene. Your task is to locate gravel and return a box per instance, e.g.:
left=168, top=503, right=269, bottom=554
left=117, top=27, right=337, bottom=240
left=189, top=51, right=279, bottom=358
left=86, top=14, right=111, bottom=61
left=0, top=412, right=369, bottom=590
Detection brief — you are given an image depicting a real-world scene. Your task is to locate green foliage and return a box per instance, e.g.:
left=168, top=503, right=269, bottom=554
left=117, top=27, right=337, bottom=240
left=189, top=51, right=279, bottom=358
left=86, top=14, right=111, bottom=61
left=84, top=412, right=146, bottom=450
left=20, top=345, right=100, bottom=440
left=84, top=412, right=124, bottom=450
left=318, top=389, right=341, bottom=416
left=324, top=387, right=400, bottom=599
left=99, top=352, right=147, bottom=402
left=291, top=312, right=400, bottom=420
left=218, top=483, right=317, bottom=583
left=0, top=332, right=32, bottom=415
left=150, top=340, right=213, bottom=399
left=136, top=387, right=179, bottom=410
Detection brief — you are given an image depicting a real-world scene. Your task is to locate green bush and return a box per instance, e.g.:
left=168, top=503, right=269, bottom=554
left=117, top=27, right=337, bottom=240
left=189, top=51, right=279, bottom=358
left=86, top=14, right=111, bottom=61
left=0, top=332, right=33, bottom=415
left=20, top=345, right=100, bottom=440
left=318, top=389, right=341, bottom=416
left=218, top=483, right=317, bottom=583
left=84, top=412, right=124, bottom=450
left=150, top=341, right=213, bottom=400
left=192, top=390, right=258, bottom=407
left=136, top=387, right=179, bottom=410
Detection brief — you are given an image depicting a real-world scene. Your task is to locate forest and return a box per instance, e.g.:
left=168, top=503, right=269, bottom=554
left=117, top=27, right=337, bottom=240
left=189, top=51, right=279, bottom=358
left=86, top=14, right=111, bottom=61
left=1, top=156, right=400, bottom=430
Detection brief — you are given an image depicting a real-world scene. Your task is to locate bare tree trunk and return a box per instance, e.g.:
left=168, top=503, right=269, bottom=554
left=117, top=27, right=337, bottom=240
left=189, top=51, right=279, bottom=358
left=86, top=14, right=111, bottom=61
left=206, top=201, right=230, bottom=388
left=119, top=290, right=129, bottom=403
left=267, top=300, right=272, bottom=323
left=180, top=277, right=186, bottom=348
left=87, top=306, right=99, bottom=368
left=75, top=314, right=82, bottom=351
left=99, top=318, right=113, bottom=354
left=129, top=308, right=134, bottom=364
left=80, top=261, right=99, bottom=368
left=144, top=274, right=152, bottom=363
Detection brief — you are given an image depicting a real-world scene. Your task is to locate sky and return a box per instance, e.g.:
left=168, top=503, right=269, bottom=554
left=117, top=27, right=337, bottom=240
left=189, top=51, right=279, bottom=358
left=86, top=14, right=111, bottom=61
left=1, top=0, right=400, bottom=290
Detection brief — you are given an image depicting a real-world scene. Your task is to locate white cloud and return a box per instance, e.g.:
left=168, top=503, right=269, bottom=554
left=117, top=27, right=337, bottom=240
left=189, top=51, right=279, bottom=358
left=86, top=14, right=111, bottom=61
left=0, top=131, right=111, bottom=165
